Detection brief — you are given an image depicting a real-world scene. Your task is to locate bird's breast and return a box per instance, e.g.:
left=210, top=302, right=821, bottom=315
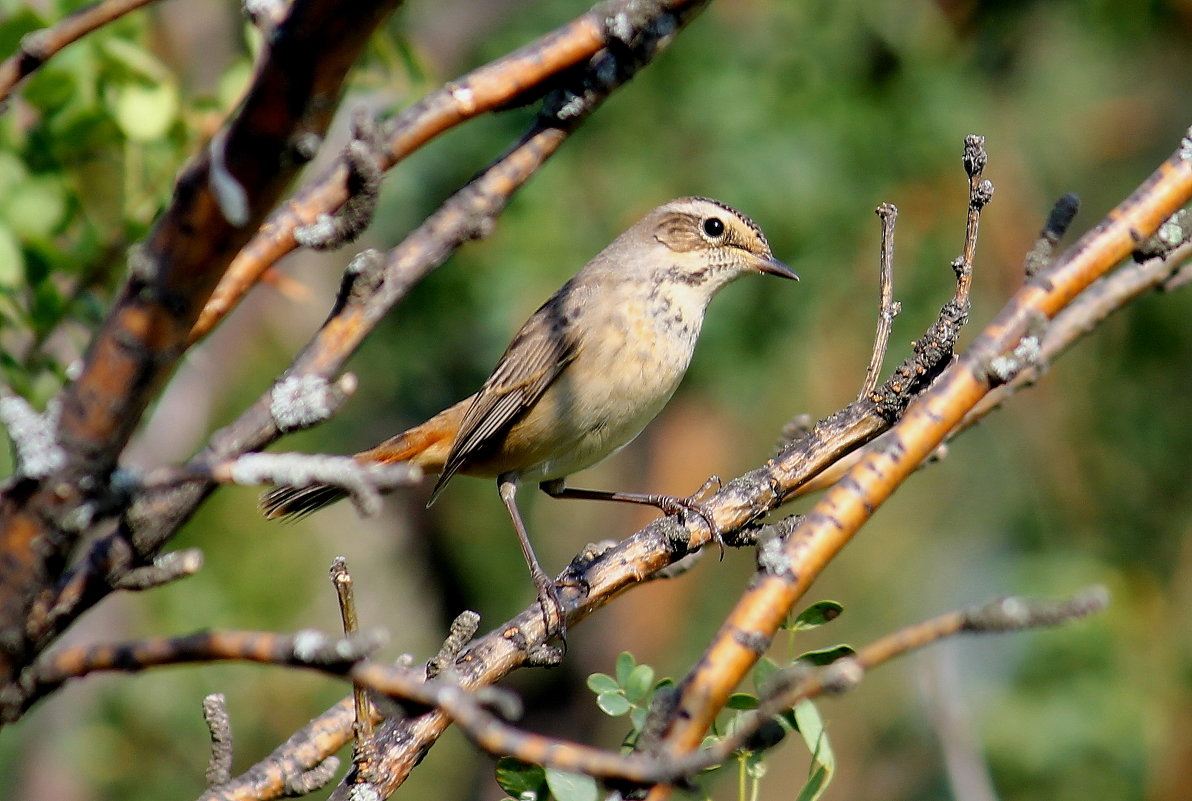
left=494, top=286, right=706, bottom=482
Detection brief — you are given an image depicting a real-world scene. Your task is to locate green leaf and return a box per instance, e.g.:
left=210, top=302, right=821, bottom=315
left=2, top=175, right=67, bottom=239
left=797, top=644, right=855, bottom=666
left=100, top=36, right=172, bottom=82
left=726, top=693, right=760, bottom=710
left=112, top=82, right=178, bottom=142
left=792, top=700, right=834, bottom=801
left=790, top=600, right=844, bottom=630
left=0, top=151, right=28, bottom=194
left=623, top=664, right=655, bottom=703
left=793, top=763, right=830, bottom=801
left=0, top=226, right=24, bottom=289
left=544, top=768, right=598, bottom=801
left=614, top=651, right=635, bottom=687
left=586, top=672, right=620, bottom=694
left=596, top=691, right=631, bottom=717
left=793, top=701, right=831, bottom=764
left=495, top=757, right=546, bottom=801
left=217, top=58, right=253, bottom=109
left=629, top=705, right=648, bottom=733
left=752, top=655, right=779, bottom=692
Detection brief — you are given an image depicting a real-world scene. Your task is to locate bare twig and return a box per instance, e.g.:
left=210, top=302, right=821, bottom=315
left=0, top=0, right=163, bottom=105
left=5, top=628, right=387, bottom=720
left=199, top=698, right=356, bottom=801
left=955, top=133, right=992, bottom=301
left=202, top=693, right=234, bottom=788
left=315, top=588, right=1106, bottom=786
left=292, top=110, right=385, bottom=251
left=330, top=557, right=372, bottom=741
left=426, top=611, right=481, bottom=680
left=670, top=587, right=1110, bottom=779
left=109, top=548, right=203, bottom=591
left=858, top=203, right=900, bottom=400
left=959, top=233, right=1192, bottom=433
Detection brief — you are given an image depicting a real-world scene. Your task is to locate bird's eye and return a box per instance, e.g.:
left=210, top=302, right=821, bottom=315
left=702, top=217, right=725, bottom=238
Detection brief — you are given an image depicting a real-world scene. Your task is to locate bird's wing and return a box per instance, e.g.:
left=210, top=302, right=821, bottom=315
left=428, top=295, right=580, bottom=501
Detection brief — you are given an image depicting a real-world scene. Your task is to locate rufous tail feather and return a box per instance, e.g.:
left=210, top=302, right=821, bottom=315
left=259, top=397, right=471, bottom=520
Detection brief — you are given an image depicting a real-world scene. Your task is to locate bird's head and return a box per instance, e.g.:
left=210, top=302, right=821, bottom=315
left=644, top=196, right=798, bottom=292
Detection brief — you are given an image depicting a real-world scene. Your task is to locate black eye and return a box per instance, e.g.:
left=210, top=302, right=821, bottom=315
left=702, top=217, right=725, bottom=238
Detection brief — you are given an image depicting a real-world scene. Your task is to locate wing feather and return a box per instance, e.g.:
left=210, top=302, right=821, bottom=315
left=428, top=294, right=580, bottom=502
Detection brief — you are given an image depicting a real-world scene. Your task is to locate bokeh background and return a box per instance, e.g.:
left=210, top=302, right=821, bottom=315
left=1, top=1, right=1191, bottom=799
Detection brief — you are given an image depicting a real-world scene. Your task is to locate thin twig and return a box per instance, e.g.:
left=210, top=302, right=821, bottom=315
left=189, top=0, right=708, bottom=344
left=0, top=0, right=163, bottom=105
left=338, top=588, right=1106, bottom=785
left=6, top=628, right=387, bottom=720
left=960, top=237, right=1192, bottom=431
left=677, top=587, right=1110, bottom=777
left=330, top=557, right=372, bottom=741
left=202, top=693, right=234, bottom=789
left=858, top=203, right=900, bottom=400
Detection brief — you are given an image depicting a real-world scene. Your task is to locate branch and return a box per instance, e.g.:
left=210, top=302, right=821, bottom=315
left=639, top=127, right=1192, bottom=791
left=960, top=221, right=1192, bottom=431
left=663, top=586, right=1111, bottom=781
left=0, top=0, right=403, bottom=686
left=189, top=0, right=707, bottom=343
left=858, top=203, right=900, bottom=400
left=149, top=588, right=1106, bottom=792
left=5, top=0, right=712, bottom=707
left=179, top=132, right=987, bottom=801
left=328, top=556, right=381, bottom=794
left=0, top=0, right=162, bottom=105
left=5, top=629, right=387, bottom=720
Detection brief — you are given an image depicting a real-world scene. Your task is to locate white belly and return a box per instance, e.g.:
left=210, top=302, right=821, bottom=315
left=513, top=291, right=703, bottom=482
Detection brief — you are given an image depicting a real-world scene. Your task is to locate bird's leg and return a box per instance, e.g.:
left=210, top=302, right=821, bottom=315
left=539, top=476, right=725, bottom=556
left=498, top=473, right=567, bottom=639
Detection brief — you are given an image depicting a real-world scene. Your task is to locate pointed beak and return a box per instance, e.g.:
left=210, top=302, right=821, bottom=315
left=755, top=256, right=799, bottom=281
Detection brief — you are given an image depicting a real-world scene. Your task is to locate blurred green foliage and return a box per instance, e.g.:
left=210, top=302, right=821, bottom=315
left=2, top=1, right=1192, bottom=801
left=0, top=0, right=253, bottom=404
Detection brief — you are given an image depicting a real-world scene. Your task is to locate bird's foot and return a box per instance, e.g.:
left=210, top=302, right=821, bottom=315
left=530, top=572, right=568, bottom=645
left=655, top=476, right=725, bottom=558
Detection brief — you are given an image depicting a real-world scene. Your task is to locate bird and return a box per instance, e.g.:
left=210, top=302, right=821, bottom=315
left=261, top=197, right=797, bottom=635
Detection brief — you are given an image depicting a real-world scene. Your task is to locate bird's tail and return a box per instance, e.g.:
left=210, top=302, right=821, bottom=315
left=259, top=397, right=471, bottom=520
left=260, top=483, right=351, bottom=519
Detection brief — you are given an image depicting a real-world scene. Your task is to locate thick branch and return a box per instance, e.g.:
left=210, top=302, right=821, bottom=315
left=0, top=0, right=403, bottom=685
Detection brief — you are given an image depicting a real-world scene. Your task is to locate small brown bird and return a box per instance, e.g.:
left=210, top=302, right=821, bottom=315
left=262, top=197, right=796, bottom=633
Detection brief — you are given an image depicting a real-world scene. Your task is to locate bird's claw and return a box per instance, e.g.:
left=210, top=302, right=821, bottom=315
left=657, top=486, right=725, bottom=559
left=530, top=574, right=568, bottom=645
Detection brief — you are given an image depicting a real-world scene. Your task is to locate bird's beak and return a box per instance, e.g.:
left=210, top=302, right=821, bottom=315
left=755, top=256, right=799, bottom=281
